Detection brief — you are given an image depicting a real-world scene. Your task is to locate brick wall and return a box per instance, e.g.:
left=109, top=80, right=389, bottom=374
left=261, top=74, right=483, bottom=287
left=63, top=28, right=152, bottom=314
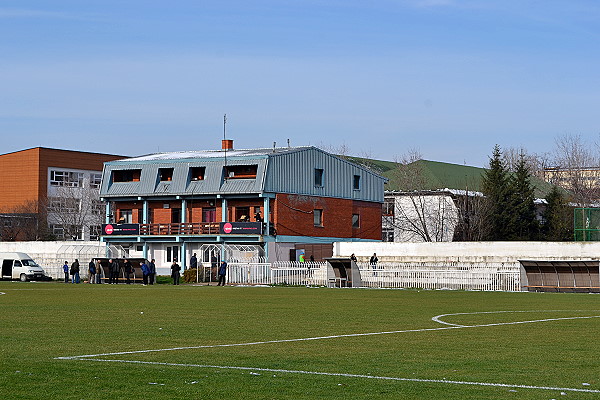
left=274, top=194, right=381, bottom=240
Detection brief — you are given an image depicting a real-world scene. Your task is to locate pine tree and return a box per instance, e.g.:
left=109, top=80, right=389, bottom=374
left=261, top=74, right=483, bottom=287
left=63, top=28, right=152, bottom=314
left=542, top=186, right=573, bottom=241
left=481, top=145, right=512, bottom=240
left=507, top=154, right=538, bottom=240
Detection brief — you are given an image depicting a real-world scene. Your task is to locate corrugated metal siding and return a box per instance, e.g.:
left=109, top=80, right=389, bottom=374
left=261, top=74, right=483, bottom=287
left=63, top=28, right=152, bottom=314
left=101, top=159, right=267, bottom=197
left=264, top=148, right=385, bottom=202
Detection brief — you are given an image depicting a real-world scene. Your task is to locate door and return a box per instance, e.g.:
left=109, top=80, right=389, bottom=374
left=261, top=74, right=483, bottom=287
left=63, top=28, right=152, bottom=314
left=202, top=208, right=216, bottom=223
left=1, top=259, right=12, bottom=277
left=171, top=208, right=181, bottom=223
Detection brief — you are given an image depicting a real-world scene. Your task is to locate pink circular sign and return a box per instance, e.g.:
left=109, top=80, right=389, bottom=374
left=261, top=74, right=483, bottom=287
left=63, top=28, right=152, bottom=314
left=104, top=224, right=114, bottom=235
left=223, top=222, right=233, bottom=234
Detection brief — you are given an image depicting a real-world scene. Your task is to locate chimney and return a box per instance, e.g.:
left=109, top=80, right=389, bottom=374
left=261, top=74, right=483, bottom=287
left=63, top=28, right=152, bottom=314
left=222, top=139, right=234, bottom=150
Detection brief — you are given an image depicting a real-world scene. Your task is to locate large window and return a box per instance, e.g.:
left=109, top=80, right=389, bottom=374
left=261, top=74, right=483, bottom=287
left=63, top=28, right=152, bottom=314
left=224, top=165, right=258, bottom=179
left=166, top=245, right=179, bottom=262
left=314, top=168, right=324, bottom=187
left=50, top=170, right=84, bottom=187
left=383, top=198, right=395, bottom=216
left=118, top=209, right=132, bottom=223
left=89, top=225, right=101, bottom=241
left=90, top=173, right=102, bottom=189
left=382, top=228, right=394, bottom=242
left=190, top=167, right=206, bottom=181
left=314, top=209, right=323, bottom=227
left=48, top=197, right=80, bottom=213
left=158, top=168, right=174, bottom=181
left=113, top=169, right=141, bottom=182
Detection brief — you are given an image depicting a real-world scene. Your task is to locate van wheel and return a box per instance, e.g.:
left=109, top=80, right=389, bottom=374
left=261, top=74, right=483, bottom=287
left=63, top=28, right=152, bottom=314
left=20, top=274, right=28, bottom=282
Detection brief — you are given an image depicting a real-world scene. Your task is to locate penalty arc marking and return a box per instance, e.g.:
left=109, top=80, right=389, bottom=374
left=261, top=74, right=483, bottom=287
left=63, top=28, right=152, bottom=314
left=55, top=310, right=600, bottom=394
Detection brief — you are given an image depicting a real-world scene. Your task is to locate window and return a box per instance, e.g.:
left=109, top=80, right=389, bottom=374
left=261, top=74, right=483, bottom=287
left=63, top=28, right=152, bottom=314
left=158, top=168, right=174, bottom=181
left=90, top=173, right=102, bottom=189
left=113, top=169, right=141, bottom=182
left=314, top=168, right=324, bottom=187
left=353, top=175, right=361, bottom=190
left=382, top=229, right=394, bottom=242
left=50, top=224, right=64, bottom=239
left=50, top=170, right=84, bottom=187
left=314, top=209, right=323, bottom=227
left=224, top=165, right=258, bottom=179
left=91, top=199, right=104, bottom=215
left=48, top=197, right=80, bottom=213
left=118, top=209, right=132, bottom=223
left=383, top=198, right=395, bottom=216
left=89, top=225, right=101, bottom=241
left=190, top=167, right=205, bottom=181
left=166, top=245, right=179, bottom=262
left=352, top=214, right=360, bottom=228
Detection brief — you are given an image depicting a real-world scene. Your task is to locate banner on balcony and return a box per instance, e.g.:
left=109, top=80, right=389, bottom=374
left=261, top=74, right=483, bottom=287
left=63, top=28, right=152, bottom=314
left=102, top=223, right=140, bottom=236
left=219, top=222, right=263, bottom=235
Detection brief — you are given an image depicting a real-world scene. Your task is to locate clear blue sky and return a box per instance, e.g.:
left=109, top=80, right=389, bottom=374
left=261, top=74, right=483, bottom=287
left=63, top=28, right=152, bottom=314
left=1, top=0, right=599, bottom=167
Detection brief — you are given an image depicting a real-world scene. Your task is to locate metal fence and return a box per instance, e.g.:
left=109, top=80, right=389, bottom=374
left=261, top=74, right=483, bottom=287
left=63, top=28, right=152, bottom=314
left=223, top=261, right=521, bottom=292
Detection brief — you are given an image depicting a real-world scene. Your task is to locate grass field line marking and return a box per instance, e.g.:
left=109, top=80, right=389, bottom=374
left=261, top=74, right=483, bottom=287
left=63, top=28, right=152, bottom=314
left=70, top=358, right=600, bottom=394
left=56, top=312, right=600, bottom=360
left=431, top=310, right=600, bottom=327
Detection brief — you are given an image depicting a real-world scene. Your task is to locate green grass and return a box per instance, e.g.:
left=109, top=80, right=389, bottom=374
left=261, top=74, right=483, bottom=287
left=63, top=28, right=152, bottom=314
left=1, top=282, right=599, bottom=399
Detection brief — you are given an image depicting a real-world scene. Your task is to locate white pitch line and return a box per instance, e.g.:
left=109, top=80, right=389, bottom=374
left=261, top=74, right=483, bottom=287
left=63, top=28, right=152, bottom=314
left=56, top=313, right=600, bottom=360
left=431, top=309, right=600, bottom=327
left=71, top=358, right=600, bottom=394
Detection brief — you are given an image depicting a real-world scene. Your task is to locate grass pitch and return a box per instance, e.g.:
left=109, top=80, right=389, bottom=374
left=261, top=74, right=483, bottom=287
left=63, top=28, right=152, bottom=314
left=1, top=281, right=599, bottom=399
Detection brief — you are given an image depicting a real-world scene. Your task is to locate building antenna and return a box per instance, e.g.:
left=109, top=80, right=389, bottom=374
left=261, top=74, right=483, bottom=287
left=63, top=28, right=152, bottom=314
left=223, top=113, right=227, bottom=166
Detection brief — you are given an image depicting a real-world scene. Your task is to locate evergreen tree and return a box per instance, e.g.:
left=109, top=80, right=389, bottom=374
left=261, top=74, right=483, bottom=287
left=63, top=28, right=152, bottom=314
left=542, top=186, right=573, bottom=241
left=507, top=154, right=538, bottom=240
left=481, top=145, right=512, bottom=240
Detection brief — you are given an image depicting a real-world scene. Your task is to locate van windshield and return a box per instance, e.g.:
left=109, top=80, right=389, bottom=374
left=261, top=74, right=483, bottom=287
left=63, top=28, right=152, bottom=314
left=21, top=260, right=39, bottom=267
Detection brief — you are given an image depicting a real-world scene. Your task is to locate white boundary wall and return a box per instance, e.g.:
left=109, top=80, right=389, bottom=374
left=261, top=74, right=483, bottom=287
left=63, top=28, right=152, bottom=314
left=333, top=241, right=600, bottom=263
left=0, top=241, right=109, bottom=279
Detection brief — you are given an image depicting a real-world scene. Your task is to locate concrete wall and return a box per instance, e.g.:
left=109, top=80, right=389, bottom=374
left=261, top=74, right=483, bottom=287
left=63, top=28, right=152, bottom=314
left=334, top=241, right=600, bottom=263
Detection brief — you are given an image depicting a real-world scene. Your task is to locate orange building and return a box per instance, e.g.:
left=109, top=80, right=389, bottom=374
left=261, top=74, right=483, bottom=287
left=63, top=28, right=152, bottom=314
left=0, top=147, right=125, bottom=240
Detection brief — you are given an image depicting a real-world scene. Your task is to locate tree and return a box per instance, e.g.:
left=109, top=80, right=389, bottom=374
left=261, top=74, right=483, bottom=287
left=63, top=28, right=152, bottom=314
left=507, top=153, right=539, bottom=240
left=541, top=186, right=573, bottom=241
left=548, top=134, right=600, bottom=206
left=386, top=150, right=460, bottom=242
left=46, top=186, right=104, bottom=240
left=481, top=145, right=512, bottom=240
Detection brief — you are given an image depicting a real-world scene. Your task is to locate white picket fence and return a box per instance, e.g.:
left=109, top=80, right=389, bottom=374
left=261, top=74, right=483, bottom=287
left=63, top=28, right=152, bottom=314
left=225, top=261, right=521, bottom=292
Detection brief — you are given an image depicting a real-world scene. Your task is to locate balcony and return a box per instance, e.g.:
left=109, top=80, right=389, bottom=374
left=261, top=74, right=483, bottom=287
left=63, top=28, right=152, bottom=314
left=140, top=222, right=220, bottom=235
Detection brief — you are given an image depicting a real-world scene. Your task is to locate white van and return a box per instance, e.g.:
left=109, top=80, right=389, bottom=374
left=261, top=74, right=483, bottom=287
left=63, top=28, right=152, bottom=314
left=0, top=252, right=47, bottom=281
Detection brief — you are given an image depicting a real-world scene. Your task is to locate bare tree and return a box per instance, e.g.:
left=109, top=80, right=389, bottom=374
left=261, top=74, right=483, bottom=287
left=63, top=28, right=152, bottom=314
left=0, top=200, right=50, bottom=241
left=46, top=186, right=104, bottom=240
left=547, top=134, right=600, bottom=206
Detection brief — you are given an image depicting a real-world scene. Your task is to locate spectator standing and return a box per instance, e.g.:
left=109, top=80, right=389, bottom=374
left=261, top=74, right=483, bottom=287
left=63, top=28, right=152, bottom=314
left=350, top=253, right=357, bottom=263
left=109, top=259, right=120, bottom=284
left=140, top=260, right=150, bottom=285
left=88, top=259, right=96, bottom=284
left=148, top=259, right=156, bottom=285
left=217, top=261, right=227, bottom=286
left=170, top=261, right=181, bottom=285
left=123, top=259, right=133, bottom=284
left=63, top=261, right=69, bottom=283
left=370, top=253, right=378, bottom=277
left=190, top=253, right=198, bottom=269
left=70, top=259, right=80, bottom=284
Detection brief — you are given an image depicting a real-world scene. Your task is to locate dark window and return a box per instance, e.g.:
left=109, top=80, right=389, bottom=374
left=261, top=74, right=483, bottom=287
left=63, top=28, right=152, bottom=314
left=202, top=208, right=216, bottom=223
left=167, top=245, right=179, bottom=263
left=113, top=169, right=141, bottom=182
left=158, top=168, right=174, bottom=181
left=352, top=214, right=360, bottom=228
left=314, top=168, right=324, bottom=187
left=119, top=209, right=132, bottom=223
left=314, top=209, right=323, bottom=227
left=383, top=198, right=395, bottom=216
left=224, top=165, right=258, bottom=179
left=137, top=209, right=143, bottom=224
left=353, top=175, right=361, bottom=190
left=235, top=207, right=250, bottom=222
left=171, top=208, right=181, bottom=223
left=190, top=167, right=206, bottom=181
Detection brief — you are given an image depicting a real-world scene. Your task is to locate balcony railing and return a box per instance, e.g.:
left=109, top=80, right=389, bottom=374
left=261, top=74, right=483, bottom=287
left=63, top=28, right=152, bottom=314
left=140, top=223, right=221, bottom=235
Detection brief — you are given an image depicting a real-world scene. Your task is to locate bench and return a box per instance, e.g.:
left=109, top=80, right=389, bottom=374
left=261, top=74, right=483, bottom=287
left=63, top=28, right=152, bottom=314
left=523, top=285, right=600, bottom=293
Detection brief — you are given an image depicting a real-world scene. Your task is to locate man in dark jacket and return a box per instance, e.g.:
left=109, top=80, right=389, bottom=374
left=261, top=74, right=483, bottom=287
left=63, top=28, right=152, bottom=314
left=217, top=261, right=227, bottom=286
left=170, top=261, right=181, bottom=285
left=148, top=259, right=156, bottom=285
left=190, top=253, right=198, bottom=269
left=108, top=259, right=120, bottom=284
left=123, top=259, right=133, bottom=284
left=70, top=259, right=80, bottom=284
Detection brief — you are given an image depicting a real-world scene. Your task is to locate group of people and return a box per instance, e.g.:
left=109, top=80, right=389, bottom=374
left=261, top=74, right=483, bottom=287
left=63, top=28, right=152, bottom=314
left=62, top=258, right=157, bottom=284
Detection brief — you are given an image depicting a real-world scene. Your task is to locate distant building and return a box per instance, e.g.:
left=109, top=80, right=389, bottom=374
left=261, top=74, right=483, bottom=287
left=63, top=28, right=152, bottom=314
left=99, top=141, right=386, bottom=268
left=0, top=147, right=125, bottom=241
